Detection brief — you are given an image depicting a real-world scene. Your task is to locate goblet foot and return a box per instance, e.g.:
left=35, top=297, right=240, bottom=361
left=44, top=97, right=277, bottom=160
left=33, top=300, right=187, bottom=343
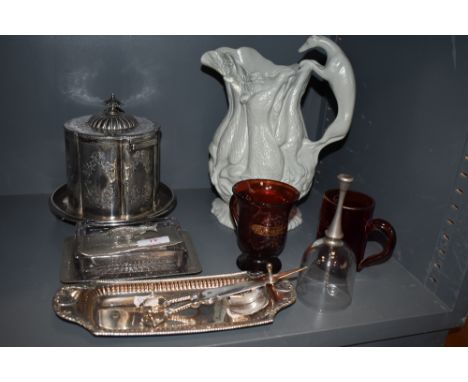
left=236, top=253, right=282, bottom=273
left=211, top=197, right=303, bottom=230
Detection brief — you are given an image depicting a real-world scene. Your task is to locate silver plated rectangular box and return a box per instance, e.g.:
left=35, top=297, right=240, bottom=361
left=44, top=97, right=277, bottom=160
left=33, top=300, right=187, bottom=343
left=61, top=218, right=202, bottom=283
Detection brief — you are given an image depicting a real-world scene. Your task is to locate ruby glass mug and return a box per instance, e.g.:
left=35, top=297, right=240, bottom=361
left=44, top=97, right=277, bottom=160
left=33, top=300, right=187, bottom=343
left=317, top=189, right=396, bottom=271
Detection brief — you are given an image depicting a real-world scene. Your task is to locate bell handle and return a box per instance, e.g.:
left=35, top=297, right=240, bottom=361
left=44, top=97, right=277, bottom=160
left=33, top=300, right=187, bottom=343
left=325, top=173, right=354, bottom=240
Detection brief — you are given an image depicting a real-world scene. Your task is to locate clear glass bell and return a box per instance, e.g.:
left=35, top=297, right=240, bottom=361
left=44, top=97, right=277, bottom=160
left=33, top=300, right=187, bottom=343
left=297, top=237, right=356, bottom=311
left=297, top=174, right=356, bottom=312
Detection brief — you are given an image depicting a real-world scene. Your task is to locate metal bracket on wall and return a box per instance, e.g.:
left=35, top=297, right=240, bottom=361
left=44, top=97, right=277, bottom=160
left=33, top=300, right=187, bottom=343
left=426, top=134, right=468, bottom=310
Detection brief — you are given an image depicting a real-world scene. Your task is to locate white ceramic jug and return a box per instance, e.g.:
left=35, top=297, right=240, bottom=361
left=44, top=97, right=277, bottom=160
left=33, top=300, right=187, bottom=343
left=201, top=36, right=356, bottom=229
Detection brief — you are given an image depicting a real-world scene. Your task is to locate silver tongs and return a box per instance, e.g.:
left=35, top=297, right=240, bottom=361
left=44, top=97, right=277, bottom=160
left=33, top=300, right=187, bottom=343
left=136, top=264, right=307, bottom=317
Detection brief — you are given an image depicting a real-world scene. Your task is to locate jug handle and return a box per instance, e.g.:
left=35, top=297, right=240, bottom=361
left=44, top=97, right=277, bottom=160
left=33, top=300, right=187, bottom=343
left=299, top=36, right=356, bottom=151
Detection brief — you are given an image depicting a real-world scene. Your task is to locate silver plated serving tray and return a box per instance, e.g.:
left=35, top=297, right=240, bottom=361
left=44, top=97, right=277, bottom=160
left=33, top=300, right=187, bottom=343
left=49, top=182, right=176, bottom=226
left=53, top=272, right=296, bottom=336
left=60, top=231, right=202, bottom=283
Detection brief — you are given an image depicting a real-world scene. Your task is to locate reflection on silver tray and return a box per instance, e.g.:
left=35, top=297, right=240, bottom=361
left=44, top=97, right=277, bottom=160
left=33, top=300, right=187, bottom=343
left=49, top=182, right=176, bottom=226
left=60, top=231, right=202, bottom=283
left=53, top=272, right=296, bottom=336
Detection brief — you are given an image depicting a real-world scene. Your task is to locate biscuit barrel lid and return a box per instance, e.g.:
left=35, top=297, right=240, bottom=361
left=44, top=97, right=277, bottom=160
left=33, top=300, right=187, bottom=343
left=87, top=94, right=138, bottom=132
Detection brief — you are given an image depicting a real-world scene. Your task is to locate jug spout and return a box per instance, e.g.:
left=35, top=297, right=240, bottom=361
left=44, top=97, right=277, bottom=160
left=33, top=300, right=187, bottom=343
left=200, top=50, right=223, bottom=74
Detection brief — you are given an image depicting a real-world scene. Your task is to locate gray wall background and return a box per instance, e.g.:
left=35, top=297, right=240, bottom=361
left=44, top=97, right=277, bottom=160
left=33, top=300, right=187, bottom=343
left=0, top=36, right=323, bottom=196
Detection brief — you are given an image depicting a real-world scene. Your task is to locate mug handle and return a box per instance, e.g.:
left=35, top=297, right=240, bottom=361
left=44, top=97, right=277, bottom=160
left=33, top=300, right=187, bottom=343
left=358, top=218, right=397, bottom=271
left=229, top=196, right=239, bottom=230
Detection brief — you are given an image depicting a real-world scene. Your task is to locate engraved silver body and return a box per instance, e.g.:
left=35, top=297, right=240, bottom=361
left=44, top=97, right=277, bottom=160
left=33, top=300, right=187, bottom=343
left=58, top=95, right=163, bottom=224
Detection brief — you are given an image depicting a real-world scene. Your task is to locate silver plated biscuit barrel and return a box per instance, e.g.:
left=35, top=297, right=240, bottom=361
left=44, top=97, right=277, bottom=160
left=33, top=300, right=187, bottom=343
left=50, top=94, right=175, bottom=225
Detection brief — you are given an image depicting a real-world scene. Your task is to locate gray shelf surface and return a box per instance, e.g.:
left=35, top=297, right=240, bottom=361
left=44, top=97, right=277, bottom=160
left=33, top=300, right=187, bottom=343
left=0, top=188, right=458, bottom=346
